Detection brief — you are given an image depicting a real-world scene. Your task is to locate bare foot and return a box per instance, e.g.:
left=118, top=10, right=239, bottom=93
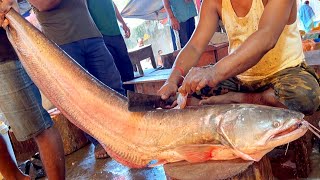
left=94, top=144, right=109, bottom=159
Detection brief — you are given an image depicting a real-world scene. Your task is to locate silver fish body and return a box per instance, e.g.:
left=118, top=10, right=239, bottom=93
left=5, top=10, right=308, bottom=168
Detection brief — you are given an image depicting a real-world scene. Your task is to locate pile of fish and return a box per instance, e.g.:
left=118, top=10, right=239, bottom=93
left=4, top=10, right=313, bottom=168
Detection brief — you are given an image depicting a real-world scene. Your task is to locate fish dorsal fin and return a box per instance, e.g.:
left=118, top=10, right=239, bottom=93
left=174, top=144, right=224, bottom=163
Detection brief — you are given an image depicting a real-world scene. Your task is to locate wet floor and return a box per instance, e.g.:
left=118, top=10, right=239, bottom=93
left=62, top=143, right=320, bottom=180
left=65, top=144, right=167, bottom=180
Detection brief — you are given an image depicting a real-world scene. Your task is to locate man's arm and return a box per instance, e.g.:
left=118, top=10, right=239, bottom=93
left=113, top=2, right=125, bottom=27
left=211, top=0, right=296, bottom=84
left=28, top=0, right=61, bottom=12
left=113, top=2, right=130, bottom=38
left=162, top=0, right=180, bottom=30
left=178, top=0, right=296, bottom=95
left=165, top=0, right=219, bottom=85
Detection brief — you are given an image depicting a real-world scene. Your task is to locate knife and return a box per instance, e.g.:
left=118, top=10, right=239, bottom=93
left=127, top=91, right=176, bottom=112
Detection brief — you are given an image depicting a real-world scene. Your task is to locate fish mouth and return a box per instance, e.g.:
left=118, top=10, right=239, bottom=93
left=272, top=120, right=308, bottom=140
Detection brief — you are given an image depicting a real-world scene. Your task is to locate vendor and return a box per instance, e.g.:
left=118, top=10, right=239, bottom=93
left=0, top=0, right=65, bottom=179
left=158, top=0, right=320, bottom=115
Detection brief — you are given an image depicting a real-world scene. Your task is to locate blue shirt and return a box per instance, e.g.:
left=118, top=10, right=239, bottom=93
left=169, top=0, right=197, bottom=23
left=299, top=4, right=315, bottom=32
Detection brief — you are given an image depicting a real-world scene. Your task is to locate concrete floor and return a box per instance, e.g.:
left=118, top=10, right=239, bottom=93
left=61, top=143, right=320, bottom=180
left=65, top=144, right=167, bottom=179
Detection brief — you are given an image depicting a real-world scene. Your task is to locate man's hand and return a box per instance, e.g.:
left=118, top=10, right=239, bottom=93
left=0, top=13, right=9, bottom=28
left=158, top=81, right=179, bottom=100
left=170, top=16, right=180, bottom=31
left=0, top=0, right=14, bottom=13
left=0, top=0, right=18, bottom=28
left=178, top=65, right=218, bottom=95
left=122, top=23, right=130, bottom=38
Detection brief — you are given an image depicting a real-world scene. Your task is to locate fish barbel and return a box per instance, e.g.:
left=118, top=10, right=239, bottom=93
left=5, top=10, right=308, bottom=168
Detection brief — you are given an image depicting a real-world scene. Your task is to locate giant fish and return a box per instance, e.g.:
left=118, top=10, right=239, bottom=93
left=5, top=9, right=309, bottom=168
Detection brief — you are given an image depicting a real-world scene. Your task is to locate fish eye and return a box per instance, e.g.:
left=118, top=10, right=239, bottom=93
left=273, top=121, right=281, bottom=128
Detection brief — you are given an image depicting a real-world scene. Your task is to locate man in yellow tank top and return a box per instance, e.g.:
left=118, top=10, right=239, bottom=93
left=159, top=0, right=320, bottom=115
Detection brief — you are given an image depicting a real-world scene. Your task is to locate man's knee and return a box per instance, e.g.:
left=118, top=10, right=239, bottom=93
left=282, top=90, right=320, bottom=115
left=34, top=127, right=58, bottom=142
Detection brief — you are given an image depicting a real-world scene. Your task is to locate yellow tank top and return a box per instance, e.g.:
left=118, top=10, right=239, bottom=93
left=221, top=0, right=304, bottom=82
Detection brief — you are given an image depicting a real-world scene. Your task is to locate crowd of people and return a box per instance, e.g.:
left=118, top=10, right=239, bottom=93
left=0, top=0, right=319, bottom=179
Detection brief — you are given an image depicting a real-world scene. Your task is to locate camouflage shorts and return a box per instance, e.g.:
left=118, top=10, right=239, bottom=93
left=194, top=63, right=320, bottom=115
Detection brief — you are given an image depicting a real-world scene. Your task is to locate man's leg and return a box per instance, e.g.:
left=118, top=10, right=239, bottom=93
left=186, top=17, right=195, bottom=42
left=199, top=88, right=286, bottom=108
left=84, top=37, right=125, bottom=96
left=170, top=27, right=178, bottom=51
left=200, top=65, right=320, bottom=115
left=0, top=135, right=30, bottom=180
left=34, top=127, right=65, bottom=180
left=178, top=17, right=195, bottom=48
left=178, top=21, right=190, bottom=48
left=0, top=60, right=65, bottom=179
left=103, top=35, right=135, bottom=92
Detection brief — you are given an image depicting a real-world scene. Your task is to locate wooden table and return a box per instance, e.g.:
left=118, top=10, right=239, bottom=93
left=128, top=44, right=157, bottom=76
left=124, top=69, right=171, bottom=95
left=305, top=49, right=320, bottom=75
left=125, top=43, right=229, bottom=95
left=161, top=43, right=229, bottom=69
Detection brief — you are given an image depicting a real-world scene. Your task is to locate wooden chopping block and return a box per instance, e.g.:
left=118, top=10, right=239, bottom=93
left=9, top=109, right=88, bottom=161
left=48, top=108, right=88, bottom=155
left=9, top=130, right=38, bottom=162
left=164, top=156, right=273, bottom=180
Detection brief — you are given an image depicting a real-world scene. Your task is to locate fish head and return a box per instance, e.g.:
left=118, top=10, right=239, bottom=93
left=217, top=104, right=307, bottom=150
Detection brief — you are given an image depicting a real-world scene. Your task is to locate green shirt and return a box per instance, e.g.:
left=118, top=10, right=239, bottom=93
left=88, top=0, right=121, bottom=36
left=169, top=0, right=197, bottom=23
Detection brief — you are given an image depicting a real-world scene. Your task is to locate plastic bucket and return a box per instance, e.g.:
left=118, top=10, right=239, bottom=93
left=0, top=121, right=17, bottom=179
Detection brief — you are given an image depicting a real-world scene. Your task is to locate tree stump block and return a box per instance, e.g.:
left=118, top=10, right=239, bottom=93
left=164, top=156, right=273, bottom=180
left=9, top=130, right=38, bottom=162
left=9, top=109, right=88, bottom=161
left=49, top=109, right=89, bottom=155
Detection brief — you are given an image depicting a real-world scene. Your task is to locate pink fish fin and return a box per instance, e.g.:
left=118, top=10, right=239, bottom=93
left=174, top=144, right=219, bottom=163
left=230, top=148, right=256, bottom=161
left=148, top=159, right=168, bottom=167
left=248, top=148, right=274, bottom=161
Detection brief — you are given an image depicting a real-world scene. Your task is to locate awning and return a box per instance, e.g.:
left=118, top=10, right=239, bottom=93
left=121, top=0, right=167, bottom=20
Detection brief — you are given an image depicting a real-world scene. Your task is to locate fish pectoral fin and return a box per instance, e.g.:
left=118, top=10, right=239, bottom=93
left=174, top=144, right=221, bottom=163
left=248, top=148, right=274, bottom=161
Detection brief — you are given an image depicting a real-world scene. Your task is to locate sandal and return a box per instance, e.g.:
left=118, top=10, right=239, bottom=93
left=94, top=144, right=109, bottom=159
left=18, top=153, right=46, bottom=179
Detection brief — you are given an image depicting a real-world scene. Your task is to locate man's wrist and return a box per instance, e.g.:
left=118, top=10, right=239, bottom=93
left=167, top=72, right=184, bottom=85
left=208, top=65, right=222, bottom=87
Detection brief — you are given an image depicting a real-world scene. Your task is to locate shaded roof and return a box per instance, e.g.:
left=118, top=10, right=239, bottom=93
left=121, top=0, right=167, bottom=20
